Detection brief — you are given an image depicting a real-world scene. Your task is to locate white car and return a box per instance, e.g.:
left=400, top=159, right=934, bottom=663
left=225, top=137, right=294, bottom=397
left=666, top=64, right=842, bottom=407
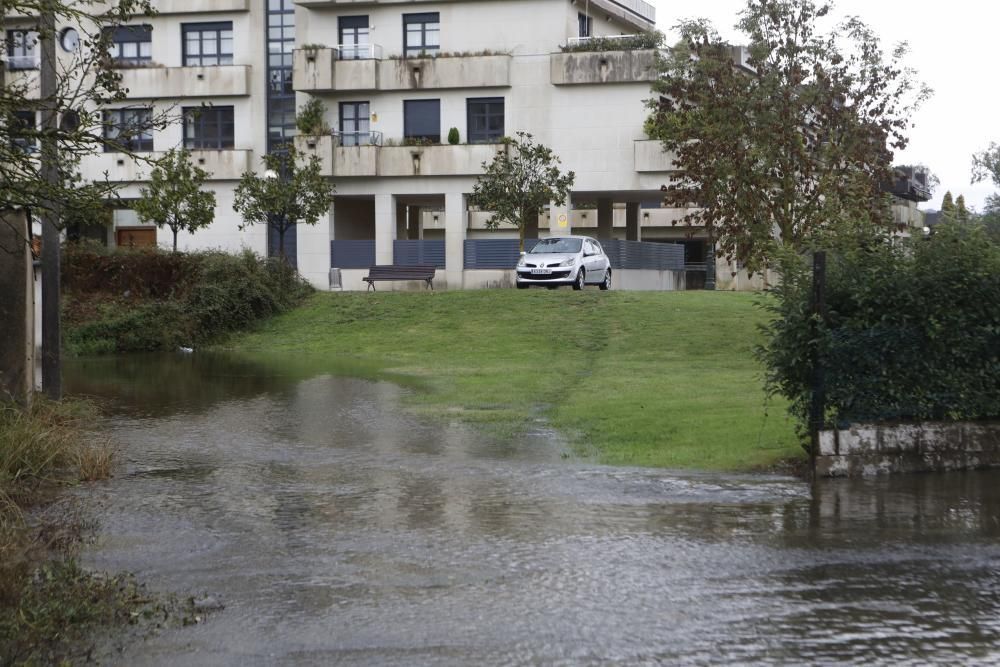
left=515, top=236, right=612, bottom=290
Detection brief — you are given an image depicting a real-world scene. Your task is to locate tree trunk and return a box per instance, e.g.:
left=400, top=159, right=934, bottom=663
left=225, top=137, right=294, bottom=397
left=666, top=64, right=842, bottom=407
left=40, top=1, right=61, bottom=400
left=278, top=226, right=286, bottom=261
left=518, top=222, right=525, bottom=254
left=172, top=227, right=179, bottom=252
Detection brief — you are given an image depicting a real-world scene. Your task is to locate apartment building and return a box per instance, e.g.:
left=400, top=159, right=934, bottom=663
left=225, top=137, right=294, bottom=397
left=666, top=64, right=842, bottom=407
left=6, top=0, right=722, bottom=290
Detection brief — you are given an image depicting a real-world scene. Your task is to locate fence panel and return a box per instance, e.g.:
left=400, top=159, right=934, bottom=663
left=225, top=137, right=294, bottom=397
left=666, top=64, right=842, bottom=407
left=464, top=239, right=539, bottom=269
left=600, top=240, right=685, bottom=271
left=393, top=240, right=446, bottom=268
left=330, top=240, right=376, bottom=269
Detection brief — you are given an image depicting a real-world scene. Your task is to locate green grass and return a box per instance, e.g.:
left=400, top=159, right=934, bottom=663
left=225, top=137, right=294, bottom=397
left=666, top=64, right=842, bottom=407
left=224, top=290, right=803, bottom=471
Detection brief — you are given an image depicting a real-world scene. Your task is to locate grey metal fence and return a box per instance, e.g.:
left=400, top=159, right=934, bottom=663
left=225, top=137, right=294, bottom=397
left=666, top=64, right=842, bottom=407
left=600, top=240, right=685, bottom=271
left=393, top=240, right=445, bottom=268
left=330, top=240, right=375, bottom=269
left=464, top=239, right=539, bottom=269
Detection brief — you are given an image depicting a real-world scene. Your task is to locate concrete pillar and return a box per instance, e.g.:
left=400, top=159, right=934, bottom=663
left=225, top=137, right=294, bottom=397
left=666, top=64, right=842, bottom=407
left=444, top=192, right=467, bottom=289
left=625, top=202, right=641, bottom=241
left=0, top=211, right=34, bottom=405
left=296, top=205, right=334, bottom=289
left=375, top=194, right=397, bottom=265
left=395, top=202, right=407, bottom=242
left=597, top=198, right=613, bottom=240
left=407, top=205, right=422, bottom=240
left=549, top=199, right=571, bottom=237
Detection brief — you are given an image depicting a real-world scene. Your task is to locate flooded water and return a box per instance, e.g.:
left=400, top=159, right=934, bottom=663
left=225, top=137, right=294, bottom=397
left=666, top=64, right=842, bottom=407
left=66, top=354, right=1000, bottom=665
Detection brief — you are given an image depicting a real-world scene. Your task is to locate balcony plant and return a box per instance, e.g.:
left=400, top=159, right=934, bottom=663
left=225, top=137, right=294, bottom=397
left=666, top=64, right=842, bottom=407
left=447, top=128, right=460, bottom=145
left=560, top=31, right=664, bottom=53
left=295, top=98, right=329, bottom=136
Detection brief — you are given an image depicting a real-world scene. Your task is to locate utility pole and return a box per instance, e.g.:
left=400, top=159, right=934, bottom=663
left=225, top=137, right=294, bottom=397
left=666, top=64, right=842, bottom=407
left=39, top=0, right=62, bottom=399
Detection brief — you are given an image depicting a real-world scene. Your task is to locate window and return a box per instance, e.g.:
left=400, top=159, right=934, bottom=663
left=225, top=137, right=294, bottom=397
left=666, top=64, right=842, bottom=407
left=403, top=99, right=440, bottom=143
left=183, top=106, right=234, bottom=149
left=466, top=97, right=504, bottom=143
left=339, top=101, right=370, bottom=146
left=6, top=30, right=38, bottom=70
left=338, top=16, right=369, bottom=60
left=403, top=13, right=439, bottom=57
left=103, top=108, right=154, bottom=152
left=9, top=111, right=36, bottom=152
left=182, top=22, right=233, bottom=67
left=106, top=25, right=152, bottom=65
left=578, top=13, right=592, bottom=38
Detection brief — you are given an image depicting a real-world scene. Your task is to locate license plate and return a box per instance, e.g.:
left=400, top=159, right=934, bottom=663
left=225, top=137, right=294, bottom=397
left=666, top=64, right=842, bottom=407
left=530, top=269, right=552, bottom=275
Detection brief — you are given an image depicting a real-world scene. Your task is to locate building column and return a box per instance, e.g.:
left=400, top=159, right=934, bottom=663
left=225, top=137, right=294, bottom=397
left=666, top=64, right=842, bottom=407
left=597, top=198, right=613, bottom=240
left=445, top=192, right=467, bottom=289
left=375, top=193, right=397, bottom=265
left=395, top=202, right=407, bottom=241
left=549, top=199, right=571, bottom=237
left=625, top=202, right=641, bottom=241
left=407, top=205, right=422, bottom=240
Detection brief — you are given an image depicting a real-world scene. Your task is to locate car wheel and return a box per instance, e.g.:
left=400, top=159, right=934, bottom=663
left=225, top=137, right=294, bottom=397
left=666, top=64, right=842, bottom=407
left=572, top=268, right=585, bottom=290
left=599, top=270, right=611, bottom=291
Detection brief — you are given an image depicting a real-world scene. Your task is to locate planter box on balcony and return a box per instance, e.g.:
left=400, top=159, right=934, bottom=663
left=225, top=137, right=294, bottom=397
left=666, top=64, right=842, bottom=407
left=378, top=143, right=504, bottom=177
left=633, top=139, right=677, bottom=172
left=378, top=54, right=511, bottom=91
left=117, top=65, right=250, bottom=99
left=81, top=149, right=252, bottom=182
left=293, top=49, right=377, bottom=92
left=295, top=135, right=334, bottom=177
left=550, top=49, right=656, bottom=85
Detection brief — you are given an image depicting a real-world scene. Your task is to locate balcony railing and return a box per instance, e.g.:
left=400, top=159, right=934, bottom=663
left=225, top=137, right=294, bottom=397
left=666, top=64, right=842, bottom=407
left=334, top=43, right=382, bottom=60
left=567, top=34, right=641, bottom=48
left=333, top=130, right=382, bottom=147
left=5, top=55, right=38, bottom=70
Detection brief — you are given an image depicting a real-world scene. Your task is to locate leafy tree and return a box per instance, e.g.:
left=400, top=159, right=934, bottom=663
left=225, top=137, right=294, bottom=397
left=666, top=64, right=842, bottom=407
left=133, top=149, right=216, bottom=252
left=955, top=194, right=970, bottom=223
left=972, top=142, right=1000, bottom=190
left=645, top=0, right=931, bottom=274
left=471, top=132, right=575, bottom=252
left=233, top=146, right=334, bottom=260
left=940, top=191, right=956, bottom=220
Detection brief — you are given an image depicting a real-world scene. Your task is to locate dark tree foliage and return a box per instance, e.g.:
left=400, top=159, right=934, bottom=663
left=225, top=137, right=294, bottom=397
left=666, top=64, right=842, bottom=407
left=759, top=225, right=1000, bottom=443
left=646, top=0, right=931, bottom=274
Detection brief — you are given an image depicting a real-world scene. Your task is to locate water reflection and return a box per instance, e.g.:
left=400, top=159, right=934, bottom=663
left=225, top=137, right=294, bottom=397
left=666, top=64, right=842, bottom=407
left=66, top=354, right=1000, bottom=665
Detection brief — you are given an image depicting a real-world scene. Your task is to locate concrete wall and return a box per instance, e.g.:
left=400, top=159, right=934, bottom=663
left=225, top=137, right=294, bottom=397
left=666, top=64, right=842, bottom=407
left=550, top=49, right=657, bottom=86
left=816, top=421, right=1000, bottom=477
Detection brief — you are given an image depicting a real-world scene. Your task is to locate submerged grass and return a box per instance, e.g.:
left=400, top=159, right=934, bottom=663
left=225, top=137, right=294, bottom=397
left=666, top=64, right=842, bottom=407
left=225, top=290, right=802, bottom=471
left=0, top=398, right=178, bottom=665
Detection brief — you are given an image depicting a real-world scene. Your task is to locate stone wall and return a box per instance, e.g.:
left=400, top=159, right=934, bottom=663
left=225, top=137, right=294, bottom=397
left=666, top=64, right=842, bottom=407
left=815, top=422, right=1000, bottom=477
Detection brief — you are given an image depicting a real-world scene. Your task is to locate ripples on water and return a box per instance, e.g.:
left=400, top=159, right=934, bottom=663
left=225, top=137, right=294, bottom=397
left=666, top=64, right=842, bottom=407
left=66, top=354, right=1000, bottom=665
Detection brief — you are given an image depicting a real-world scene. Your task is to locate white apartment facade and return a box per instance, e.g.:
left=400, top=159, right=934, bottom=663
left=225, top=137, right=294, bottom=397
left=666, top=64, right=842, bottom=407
left=7, top=0, right=731, bottom=290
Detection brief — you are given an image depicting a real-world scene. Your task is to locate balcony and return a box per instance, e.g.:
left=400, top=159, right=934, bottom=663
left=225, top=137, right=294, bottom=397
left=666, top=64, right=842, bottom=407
left=151, top=0, right=248, bottom=12
left=633, top=140, right=677, bottom=173
left=81, top=149, right=252, bottom=182
left=295, top=135, right=503, bottom=177
left=884, top=166, right=933, bottom=203
left=551, top=47, right=657, bottom=85
left=378, top=54, right=511, bottom=91
left=293, top=46, right=379, bottom=92
left=116, top=65, right=250, bottom=99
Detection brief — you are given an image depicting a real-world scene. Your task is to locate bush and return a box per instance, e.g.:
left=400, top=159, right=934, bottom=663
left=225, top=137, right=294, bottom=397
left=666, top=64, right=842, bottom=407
left=759, top=223, right=1000, bottom=437
left=447, top=127, right=460, bottom=145
left=560, top=31, right=664, bottom=53
left=295, top=98, right=329, bottom=135
left=63, top=246, right=313, bottom=354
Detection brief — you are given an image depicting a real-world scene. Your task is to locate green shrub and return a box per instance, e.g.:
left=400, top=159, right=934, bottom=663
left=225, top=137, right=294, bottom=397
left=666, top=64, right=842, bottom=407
left=560, top=31, right=664, bottom=53
left=295, top=98, right=329, bottom=135
left=63, top=246, right=313, bottom=354
left=447, top=127, right=460, bottom=145
left=759, top=223, right=1000, bottom=437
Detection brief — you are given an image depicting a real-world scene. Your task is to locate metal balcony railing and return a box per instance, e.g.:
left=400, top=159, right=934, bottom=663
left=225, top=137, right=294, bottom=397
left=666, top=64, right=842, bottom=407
left=334, top=43, right=382, bottom=61
left=567, top=34, right=643, bottom=48
left=5, top=54, right=38, bottom=70
left=333, top=130, right=383, bottom=147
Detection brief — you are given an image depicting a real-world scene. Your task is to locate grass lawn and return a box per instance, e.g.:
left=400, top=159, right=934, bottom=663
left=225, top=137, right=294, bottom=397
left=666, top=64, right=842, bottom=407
left=223, top=289, right=803, bottom=471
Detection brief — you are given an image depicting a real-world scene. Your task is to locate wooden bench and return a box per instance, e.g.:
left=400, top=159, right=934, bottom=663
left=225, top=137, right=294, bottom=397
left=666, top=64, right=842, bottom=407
left=362, top=265, right=436, bottom=291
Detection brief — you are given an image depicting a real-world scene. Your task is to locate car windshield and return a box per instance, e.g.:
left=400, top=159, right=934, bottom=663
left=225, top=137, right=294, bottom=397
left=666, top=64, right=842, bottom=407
left=529, top=238, right=582, bottom=254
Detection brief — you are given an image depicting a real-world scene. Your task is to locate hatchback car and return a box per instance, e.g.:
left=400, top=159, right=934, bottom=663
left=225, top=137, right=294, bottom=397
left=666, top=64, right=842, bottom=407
left=515, top=236, right=612, bottom=290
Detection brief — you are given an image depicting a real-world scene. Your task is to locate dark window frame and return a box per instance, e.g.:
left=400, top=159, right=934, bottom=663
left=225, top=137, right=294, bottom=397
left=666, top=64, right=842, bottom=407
left=578, top=13, right=593, bottom=38
left=403, top=99, right=440, bottom=143
left=106, top=24, right=153, bottom=66
left=102, top=107, right=154, bottom=153
left=466, top=97, right=504, bottom=144
left=10, top=110, right=37, bottom=152
left=6, top=29, right=38, bottom=70
left=338, top=15, right=369, bottom=60
left=339, top=101, right=370, bottom=146
left=402, top=12, right=439, bottom=57
left=182, top=21, right=234, bottom=67
left=183, top=105, right=235, bottom=150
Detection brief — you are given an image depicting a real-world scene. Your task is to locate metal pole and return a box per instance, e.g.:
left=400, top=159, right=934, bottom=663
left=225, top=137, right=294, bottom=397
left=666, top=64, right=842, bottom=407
left=40, top=0, right=62, bottom=399
left=808, top=251, right=827, bottom=459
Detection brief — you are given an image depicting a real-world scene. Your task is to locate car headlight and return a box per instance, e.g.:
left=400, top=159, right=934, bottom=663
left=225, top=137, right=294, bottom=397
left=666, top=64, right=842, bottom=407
left=560, top=258, right=577, bottom=267
left=517, top=256, right=527, bottom=267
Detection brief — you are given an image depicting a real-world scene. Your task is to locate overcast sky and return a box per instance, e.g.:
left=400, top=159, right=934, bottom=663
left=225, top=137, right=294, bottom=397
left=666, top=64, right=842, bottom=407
left=651, top=0, right=998, bottom=211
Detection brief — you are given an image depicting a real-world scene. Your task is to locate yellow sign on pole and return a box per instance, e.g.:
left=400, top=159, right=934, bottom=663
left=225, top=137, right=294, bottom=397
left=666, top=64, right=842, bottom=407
left=557, top=213, right=568, bottom=228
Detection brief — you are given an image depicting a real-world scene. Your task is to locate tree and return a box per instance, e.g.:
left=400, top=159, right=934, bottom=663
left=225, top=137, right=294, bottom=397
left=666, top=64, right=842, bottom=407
left=956, top=194, right=970, bottom=223
left=940, top=191, right=956, bottom=221
left=233, top=146, right=334, bottom=260
left=645, top=0, right=931, bottom=274
left=972, top=142, right=1000, bottom=190
left=133, top=149, right=216, bottom=252
left=1, top=0, right=164, bottom=399
left=471, top=132, right=575, bottom=252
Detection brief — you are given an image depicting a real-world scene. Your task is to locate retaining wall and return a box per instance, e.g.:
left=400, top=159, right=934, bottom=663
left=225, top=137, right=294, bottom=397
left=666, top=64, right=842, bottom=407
left=815, top=421, right=1000, bottom=477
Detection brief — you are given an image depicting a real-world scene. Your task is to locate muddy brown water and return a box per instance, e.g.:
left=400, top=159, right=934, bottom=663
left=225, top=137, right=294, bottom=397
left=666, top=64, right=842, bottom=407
left=66, top=353, right=1000, bottom=665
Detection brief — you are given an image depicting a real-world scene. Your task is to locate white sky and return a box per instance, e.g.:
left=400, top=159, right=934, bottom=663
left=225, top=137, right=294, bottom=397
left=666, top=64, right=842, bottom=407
left=651, top=0, right=999, bottom=211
